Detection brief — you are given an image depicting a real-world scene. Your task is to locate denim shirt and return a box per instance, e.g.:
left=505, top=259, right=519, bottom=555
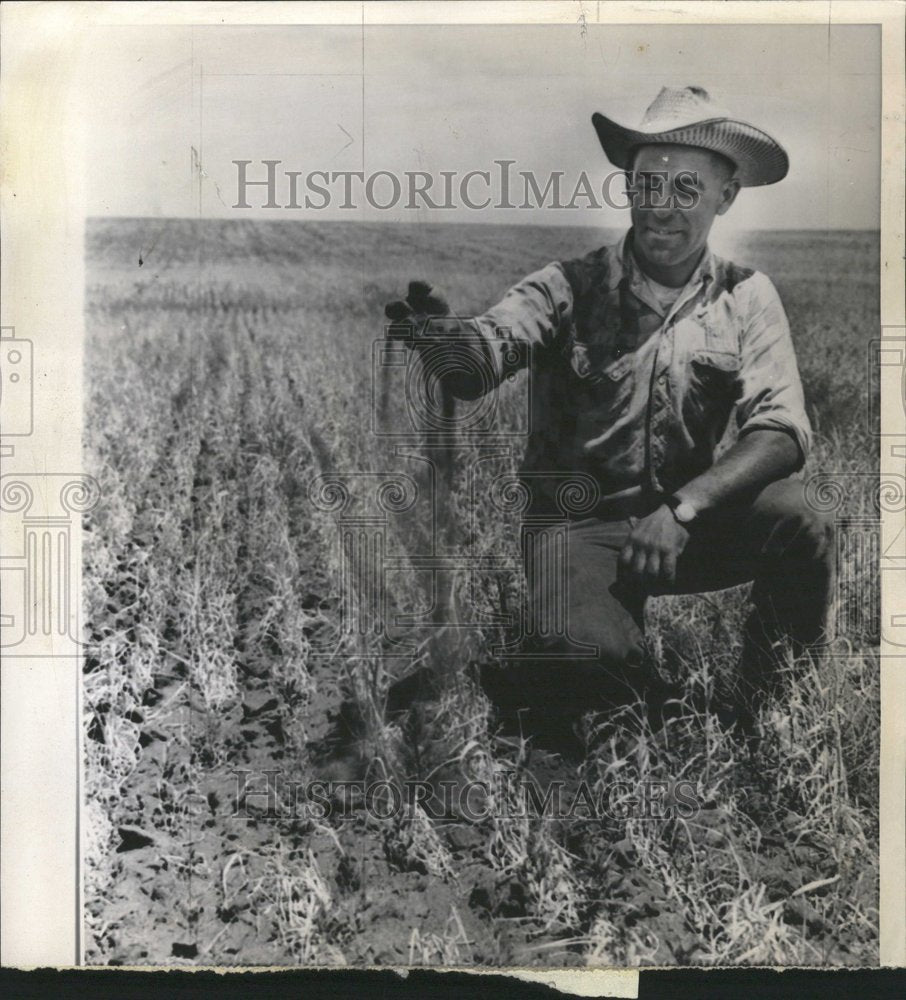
left=468, top=230, right=811, bottom=508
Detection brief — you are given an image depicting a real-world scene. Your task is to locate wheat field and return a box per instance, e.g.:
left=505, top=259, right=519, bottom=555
left=83, top=218, right=879, bottom=966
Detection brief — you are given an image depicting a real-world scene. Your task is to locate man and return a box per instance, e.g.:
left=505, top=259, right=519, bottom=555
left=385, top=86, right=834, bottom=732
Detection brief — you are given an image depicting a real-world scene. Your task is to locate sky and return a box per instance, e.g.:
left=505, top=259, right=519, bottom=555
left=79, top=21, right=880, bottom=230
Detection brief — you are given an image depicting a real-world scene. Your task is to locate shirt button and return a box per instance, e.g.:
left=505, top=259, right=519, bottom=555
left=657, top=374, right=667, bottom=385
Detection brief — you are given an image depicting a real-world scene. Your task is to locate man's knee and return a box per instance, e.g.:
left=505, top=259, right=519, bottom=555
left=784, top=504, right=834, bottom=561
left=756, top=479, right=835, bottom=562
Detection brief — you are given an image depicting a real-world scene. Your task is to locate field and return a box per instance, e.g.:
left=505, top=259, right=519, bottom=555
left=83, top=218, right=880, bottom=967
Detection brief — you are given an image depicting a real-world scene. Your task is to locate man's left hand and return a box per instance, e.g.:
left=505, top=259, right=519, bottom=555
left=619, top=504, right=691, bottom=589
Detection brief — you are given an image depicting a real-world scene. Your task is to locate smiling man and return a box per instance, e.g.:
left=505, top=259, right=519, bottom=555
left=385, top=86, right=834, bottom=733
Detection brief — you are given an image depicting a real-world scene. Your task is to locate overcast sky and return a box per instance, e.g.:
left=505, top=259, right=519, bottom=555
left=80, top=22, right=880, bottom=231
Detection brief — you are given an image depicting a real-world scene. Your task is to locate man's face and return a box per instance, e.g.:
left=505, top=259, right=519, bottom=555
left=628, top=144, right=740, bottom=283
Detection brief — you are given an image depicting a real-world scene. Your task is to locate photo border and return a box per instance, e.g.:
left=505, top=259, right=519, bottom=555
left=1, top=0, right=902, bottom=983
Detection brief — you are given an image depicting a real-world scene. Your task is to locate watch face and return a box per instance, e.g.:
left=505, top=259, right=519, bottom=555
left=675, top=502, right=697, bottom=523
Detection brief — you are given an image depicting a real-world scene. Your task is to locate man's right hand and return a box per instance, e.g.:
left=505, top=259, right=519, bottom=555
left=384, top=280, right=451, bottom=339
left=384, top=281, right=487, bottom=401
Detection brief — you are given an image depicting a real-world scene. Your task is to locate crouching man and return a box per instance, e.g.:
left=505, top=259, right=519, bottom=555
left=385, top=86, right=834, bottom=733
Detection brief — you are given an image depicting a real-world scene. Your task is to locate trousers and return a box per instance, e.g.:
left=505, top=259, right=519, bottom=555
left=503, top=476, right=835, bottom=714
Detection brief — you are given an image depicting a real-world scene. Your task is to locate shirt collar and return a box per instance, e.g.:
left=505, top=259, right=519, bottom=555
left=610, top=228, right=714, bottom=297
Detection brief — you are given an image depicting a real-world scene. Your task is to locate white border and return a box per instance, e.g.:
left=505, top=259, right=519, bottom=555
left=0, top=0, right=902, bottom=980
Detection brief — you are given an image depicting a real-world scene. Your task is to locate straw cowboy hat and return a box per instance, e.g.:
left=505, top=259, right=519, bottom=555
left=592, top=85, right=789, bottom=186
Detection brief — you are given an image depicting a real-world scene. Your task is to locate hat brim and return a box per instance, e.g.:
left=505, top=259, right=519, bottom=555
left=591, top=111, right=789, bottom=187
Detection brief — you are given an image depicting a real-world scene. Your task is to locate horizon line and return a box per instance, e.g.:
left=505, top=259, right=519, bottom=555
left=86, top=215, right=880, bottom=234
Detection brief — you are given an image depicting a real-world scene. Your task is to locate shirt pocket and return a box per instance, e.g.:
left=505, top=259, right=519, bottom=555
left=683, top=348, right=741, bottom=434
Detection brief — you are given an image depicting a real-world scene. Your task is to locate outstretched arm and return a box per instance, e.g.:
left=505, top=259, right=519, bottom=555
left=384, top=265, right=574, bottom=399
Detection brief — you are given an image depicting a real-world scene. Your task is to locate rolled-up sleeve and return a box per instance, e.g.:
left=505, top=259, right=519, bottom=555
left=735, top=272, right=812, bottom=465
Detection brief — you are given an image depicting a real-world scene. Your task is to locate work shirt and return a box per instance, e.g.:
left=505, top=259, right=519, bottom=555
left=456, top=229, right=811, bottom=516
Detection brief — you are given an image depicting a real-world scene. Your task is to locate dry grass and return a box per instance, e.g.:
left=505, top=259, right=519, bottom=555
left=83, top=219, right=879, bottom=966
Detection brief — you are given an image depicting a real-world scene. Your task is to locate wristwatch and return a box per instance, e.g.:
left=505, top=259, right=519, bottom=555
left=665, top=494, right=698, bottom=526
